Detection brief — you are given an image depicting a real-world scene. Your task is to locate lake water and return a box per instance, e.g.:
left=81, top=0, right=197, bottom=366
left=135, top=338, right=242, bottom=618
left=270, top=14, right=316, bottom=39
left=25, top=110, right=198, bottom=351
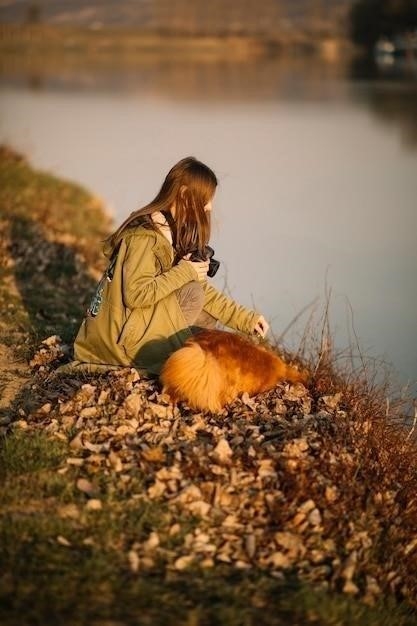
left=1, top=54, right=416, bottom=392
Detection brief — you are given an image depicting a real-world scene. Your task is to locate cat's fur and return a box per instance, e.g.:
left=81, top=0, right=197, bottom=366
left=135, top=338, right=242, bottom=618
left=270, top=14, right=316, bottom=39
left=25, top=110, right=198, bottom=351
left=160, top=329, right=308, bottom=412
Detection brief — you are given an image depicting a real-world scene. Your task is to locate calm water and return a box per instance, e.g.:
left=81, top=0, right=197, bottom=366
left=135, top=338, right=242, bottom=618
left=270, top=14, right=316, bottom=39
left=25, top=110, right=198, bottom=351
left=1, top=55, right=416, bottom=390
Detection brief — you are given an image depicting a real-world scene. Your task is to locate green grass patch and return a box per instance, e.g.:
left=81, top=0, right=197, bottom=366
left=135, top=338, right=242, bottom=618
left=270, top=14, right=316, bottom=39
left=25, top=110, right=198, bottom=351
left=0, top=151, right=108, bottom=243
left=0, top=429, right=68, bottom=477
left=1, top=558, right=415, bottom=626
left=0, top=146, right=111, bottom=351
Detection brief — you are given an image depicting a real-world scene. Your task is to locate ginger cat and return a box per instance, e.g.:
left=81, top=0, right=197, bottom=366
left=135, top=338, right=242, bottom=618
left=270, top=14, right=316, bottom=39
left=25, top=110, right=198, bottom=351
left=160, top=329, right=308, bottom=412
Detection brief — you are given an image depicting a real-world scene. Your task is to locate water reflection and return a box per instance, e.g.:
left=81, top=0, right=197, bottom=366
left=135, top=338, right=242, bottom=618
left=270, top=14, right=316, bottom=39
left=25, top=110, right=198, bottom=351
left=365, top=87, right=417, bottom=147
left=2, top=50, right=416, bottom=89
left=2, top=51, right=417, bottom=145
left=1, top=52, right=350, bottom=100
left=350, top=54, right=417, bottom=147
left=350, top=53, right=417, bottom=82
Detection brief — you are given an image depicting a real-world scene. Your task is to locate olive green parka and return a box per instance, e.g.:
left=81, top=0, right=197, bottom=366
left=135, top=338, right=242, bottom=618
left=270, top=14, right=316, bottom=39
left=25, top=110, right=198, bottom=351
left=74, top=224, right=259, bottom=375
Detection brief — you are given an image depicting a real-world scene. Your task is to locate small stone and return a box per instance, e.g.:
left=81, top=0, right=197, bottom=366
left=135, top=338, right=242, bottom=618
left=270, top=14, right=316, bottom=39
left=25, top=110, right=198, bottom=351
left=66, top=457, right=84, bottom=466
left=245, top=534, right=256, bottom=559
left=291, top=512, right=306, bottom=527
left=57, top=504, right=80, bottom=519
left=257, top=459, right=276, bottom=478
left=274, top=532, right=305, bottom=558
left=325, top=486, right=338, bottom=502
left=82, top=537, right=95, bottom=547
left=97, top=389, right=110, bottom=405
left=108, top=450, right=123, bottom=472
left=298, top=499, right=316, bottom=514
left=143, top=532, right=160, bottom=551
left=124, top=393, right=142, bottom=417
left=174, top=555, right=194, bottom=570
left=343, top=581, right=359, bottom=595
left=310, top=550, right=326, bottom=564
left=56, top=535, right=71, bottom=547
left=268, top=552, right=290, bottom=568
left=81, top=383, right=96, bottom=393
left=69, top=432, right=84, bottom=450
left=76, top=478, right=96, bottom=496
left=128, top=550, right=140, bottom=573
left=341, top=551, right=357, bottom=583
left=216, top=552, right=232, bottom=563
left=61, top=415, right=76, bottom=430
left=148, top=402, right=172, bottom=419
left=241, top=392, right=256, bottom=409
left=404, top=537, right=417, bottom=556
left=283, top=438, right=309, bottom=458
left=212, top=438, right=233, bottom=465
left=85, top=499, right=102, bottom=511
left=79, top=406, right=97, bottom=418
left=169, top=523, right=181, bottom=536
left=141, top=557, right=155, bottom=569
left=308, top=508, right=322, bottom=526
left=42, top=335, right=61, bottom=346
left=142, top=446, right=165, bottom=463
left=147, top=480, right=166, bottom=499
left=83, top=440, right=103, bottom=453
left=321, top=392, right=342, bottom=410
left=366, top=575, right=381, bottom=597
left=188, top=500, right=211, bottom=517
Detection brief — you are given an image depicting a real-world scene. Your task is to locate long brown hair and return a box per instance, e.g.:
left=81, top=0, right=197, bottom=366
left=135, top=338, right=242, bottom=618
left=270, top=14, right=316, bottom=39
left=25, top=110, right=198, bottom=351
left=105, top=157, right=217, bottom=259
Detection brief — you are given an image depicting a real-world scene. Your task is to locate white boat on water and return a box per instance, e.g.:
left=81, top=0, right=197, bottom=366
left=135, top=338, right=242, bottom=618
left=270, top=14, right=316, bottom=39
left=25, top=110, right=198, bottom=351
left=375, top=38, right=396, bottom=56
left=375, top=31, right=417, bottom=58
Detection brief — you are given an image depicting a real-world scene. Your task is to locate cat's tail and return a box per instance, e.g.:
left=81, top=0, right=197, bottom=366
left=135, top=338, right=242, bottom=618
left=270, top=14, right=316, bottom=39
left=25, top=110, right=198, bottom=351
left=160, top=340, right=223, bottom=412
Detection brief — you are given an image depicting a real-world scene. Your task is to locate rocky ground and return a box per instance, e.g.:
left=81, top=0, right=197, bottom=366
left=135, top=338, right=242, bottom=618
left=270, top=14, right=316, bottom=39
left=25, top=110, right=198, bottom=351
left=6, top=334, right=415, bottom=611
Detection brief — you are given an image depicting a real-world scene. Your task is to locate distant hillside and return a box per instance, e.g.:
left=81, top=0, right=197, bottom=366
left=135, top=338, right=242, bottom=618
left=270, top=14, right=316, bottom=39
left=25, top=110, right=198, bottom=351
left=0, top=0, right=354, bottom=35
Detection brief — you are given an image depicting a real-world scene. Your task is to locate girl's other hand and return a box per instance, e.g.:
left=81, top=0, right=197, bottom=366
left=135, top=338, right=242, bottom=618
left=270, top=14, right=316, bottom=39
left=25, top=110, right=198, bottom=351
left=182, top=254, right=209, bottom=282
left=254, top=315, right=269, bottom=338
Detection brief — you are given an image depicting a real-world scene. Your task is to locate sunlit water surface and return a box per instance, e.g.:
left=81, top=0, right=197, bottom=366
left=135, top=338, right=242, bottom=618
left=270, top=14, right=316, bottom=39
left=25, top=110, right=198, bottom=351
left=1, top=56, right=416, bottom=391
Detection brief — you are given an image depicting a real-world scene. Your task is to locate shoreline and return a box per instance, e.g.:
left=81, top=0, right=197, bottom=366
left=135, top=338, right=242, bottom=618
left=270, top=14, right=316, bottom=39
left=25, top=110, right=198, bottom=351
left=0, top=147, right=416, bottom=625
left=0, top=24, right=355, bottom=62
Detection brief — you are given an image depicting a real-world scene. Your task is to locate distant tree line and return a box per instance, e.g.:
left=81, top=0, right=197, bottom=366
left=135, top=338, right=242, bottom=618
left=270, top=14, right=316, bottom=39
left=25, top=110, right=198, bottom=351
left=350, top=0, right=417, bottom=48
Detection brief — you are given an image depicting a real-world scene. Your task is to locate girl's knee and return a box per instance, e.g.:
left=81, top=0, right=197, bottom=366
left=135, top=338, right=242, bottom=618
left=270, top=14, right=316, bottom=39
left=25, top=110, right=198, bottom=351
left=176, top=281, right=205, bottom=325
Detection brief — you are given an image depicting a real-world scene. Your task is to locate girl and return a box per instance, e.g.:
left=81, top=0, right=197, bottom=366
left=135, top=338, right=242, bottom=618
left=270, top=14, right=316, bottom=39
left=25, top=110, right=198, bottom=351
left=73, top=157, right=269, bottom=375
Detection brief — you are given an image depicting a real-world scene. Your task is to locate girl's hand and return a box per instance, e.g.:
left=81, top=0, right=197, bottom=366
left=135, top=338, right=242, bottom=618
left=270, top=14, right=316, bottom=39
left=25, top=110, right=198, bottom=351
left=182, top=254, right=209, bottom=282
left=254, top=315, right=269, bottom=338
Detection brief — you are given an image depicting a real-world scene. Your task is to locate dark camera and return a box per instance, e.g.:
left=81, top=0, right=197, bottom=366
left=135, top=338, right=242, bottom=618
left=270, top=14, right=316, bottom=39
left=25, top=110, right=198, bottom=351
left=189, top=245, right=220, bottom=278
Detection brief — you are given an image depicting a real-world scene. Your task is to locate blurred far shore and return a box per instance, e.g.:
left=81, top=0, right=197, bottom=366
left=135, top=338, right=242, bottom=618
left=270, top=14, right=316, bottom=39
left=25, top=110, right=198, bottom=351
left=0, top=24, right=351, bottom=64
left=1, top=1, right=416, bottom=68
left=0, top=1, right=375, bottom=64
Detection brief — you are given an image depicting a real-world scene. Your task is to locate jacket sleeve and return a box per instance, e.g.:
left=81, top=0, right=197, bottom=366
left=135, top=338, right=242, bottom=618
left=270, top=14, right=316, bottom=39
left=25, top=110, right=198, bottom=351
left=122, top=232, right=197, bottom=310
left=203, top=282, right=259, bottom=335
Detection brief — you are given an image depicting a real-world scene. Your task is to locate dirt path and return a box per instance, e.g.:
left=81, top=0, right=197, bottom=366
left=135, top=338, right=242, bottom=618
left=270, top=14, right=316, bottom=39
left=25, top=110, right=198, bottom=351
left=0, top=343, right=30, bottom=413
